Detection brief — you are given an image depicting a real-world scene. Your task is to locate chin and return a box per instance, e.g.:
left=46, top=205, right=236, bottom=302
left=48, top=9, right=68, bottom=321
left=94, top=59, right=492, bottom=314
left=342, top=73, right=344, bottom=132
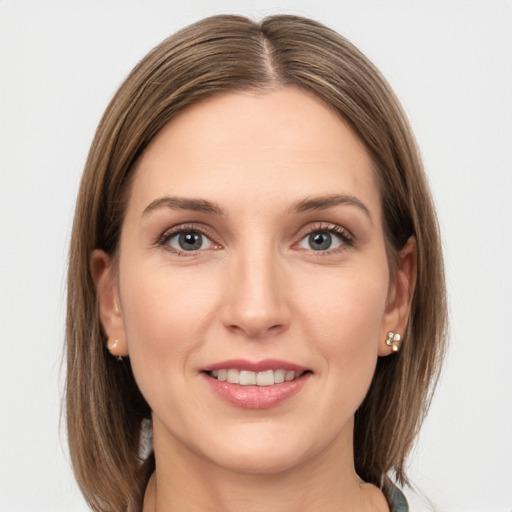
left=208, top=445, right=309, bottom=476
left=192, top=423, right=339, bottom=477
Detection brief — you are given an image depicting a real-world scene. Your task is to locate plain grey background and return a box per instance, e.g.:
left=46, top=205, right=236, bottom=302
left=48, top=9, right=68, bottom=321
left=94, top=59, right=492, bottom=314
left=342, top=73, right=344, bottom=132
left=1, top=1, right=511, bottom=510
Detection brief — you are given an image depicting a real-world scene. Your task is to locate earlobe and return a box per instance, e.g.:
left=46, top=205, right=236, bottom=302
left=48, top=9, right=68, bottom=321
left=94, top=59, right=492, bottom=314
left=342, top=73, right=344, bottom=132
left=90, top=249, right=129, bottom=357
left=378, top=237, right=417, bottom=356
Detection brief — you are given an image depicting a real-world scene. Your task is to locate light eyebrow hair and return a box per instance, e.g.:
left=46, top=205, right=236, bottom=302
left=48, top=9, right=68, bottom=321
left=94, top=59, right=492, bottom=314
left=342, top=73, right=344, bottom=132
left=291, top=194, right=373, bottom=224
left=142, top=196, right=225, bottom=217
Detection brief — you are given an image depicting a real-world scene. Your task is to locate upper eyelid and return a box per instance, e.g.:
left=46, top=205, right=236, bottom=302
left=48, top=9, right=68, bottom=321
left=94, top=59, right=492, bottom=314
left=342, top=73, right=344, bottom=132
left=293, top=223, right=355, bottom=253
left=156, top=221, right=353, bottom=249
left=157, top=223, right=220, bottom=246
left=294, top=221, right=353, bottom=240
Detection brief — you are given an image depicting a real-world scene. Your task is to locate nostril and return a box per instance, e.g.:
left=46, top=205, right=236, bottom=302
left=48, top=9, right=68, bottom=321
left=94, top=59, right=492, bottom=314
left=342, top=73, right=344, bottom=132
left=268, top=323, right=286, bottom=334
left=225, top=321, right=287, bottom=339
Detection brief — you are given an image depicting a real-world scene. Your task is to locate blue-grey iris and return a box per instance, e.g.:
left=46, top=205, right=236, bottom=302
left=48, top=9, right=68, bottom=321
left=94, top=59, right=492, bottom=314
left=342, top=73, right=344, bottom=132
left=309, top=232, right=332, bottom=250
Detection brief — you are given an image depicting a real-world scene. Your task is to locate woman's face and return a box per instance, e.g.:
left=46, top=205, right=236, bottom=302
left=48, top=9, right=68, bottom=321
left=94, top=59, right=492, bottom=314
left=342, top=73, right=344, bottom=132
left=95, top=87, right=413, bottom=475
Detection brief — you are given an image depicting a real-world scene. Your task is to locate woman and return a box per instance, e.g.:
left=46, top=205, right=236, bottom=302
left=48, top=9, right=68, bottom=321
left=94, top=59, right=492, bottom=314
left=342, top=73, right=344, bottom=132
left=66, top=14, right=446, bottom=512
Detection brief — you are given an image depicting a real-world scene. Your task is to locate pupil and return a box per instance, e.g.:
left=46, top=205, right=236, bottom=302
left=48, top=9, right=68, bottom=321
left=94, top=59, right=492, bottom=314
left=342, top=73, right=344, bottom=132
left=310, top=232, right=331, bottom=251
left=179, top=232, right=202, bottom=250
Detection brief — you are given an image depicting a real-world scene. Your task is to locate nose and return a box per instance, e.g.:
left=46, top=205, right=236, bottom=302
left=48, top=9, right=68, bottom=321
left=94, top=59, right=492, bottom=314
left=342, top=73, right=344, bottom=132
left=221, top=248, right=290, bottom=339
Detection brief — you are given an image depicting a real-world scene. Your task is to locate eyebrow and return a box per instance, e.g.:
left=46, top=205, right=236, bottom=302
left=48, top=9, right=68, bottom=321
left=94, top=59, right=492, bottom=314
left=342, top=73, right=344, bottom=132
left=291, top=194, right=373, bottom=223
left=142, top=193, right=372, bottom=223
left=142, top=196, right=225, bottom=217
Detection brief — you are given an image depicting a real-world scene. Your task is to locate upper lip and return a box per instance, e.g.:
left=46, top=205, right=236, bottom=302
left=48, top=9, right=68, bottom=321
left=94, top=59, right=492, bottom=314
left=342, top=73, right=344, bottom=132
left=202, top=359, right=309, bottom=373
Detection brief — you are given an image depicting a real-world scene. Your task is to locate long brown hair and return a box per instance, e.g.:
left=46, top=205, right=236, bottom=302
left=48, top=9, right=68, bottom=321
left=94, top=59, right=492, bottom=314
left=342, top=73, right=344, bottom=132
left=66, top=14, right=447, bottom=511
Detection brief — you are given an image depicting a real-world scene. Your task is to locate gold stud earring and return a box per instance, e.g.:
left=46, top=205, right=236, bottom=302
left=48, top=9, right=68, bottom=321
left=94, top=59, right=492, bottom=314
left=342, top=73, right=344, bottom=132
left=385, top=331, right=401, bottom=352
left=108, top=339, right=123, bottom=361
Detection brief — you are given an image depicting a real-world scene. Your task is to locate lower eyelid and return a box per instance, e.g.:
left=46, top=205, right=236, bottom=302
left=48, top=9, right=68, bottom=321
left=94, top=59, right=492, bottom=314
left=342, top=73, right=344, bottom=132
left=156, top=223, right=353, bottom=254
left=297, top=232, right=348, bottom=251
left=168, top=232, right=213, bottom=251
left=157, top=225, right=220, bottom=251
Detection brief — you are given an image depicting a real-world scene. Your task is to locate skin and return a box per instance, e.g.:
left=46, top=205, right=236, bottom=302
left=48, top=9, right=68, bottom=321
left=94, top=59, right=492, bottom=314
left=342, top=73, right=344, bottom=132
left=92, top=87, right=416, bottom=512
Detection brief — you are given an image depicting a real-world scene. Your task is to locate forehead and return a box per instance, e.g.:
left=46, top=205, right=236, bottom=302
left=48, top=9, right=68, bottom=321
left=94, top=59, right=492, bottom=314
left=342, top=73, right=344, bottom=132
left=129, top=86, right=380, bottom=217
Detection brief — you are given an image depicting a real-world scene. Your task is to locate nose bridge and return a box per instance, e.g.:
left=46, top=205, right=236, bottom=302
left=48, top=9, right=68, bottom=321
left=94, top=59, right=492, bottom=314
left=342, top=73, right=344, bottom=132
left=222, top=240, right=289, bottom=338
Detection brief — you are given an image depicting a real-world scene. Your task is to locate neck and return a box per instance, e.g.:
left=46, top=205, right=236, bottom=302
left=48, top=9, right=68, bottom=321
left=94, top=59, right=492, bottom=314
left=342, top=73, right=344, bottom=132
left=143, top=418, right=388, bottom=512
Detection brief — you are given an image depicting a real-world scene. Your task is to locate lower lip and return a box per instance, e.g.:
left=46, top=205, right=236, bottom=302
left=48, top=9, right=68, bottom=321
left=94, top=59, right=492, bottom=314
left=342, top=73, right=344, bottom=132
left=202, top=372, right=311, bottom=409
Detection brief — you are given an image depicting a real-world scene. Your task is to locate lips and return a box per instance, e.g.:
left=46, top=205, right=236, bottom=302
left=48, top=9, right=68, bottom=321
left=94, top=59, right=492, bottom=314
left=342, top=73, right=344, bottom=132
left=201, top=359, right=312, bottom=409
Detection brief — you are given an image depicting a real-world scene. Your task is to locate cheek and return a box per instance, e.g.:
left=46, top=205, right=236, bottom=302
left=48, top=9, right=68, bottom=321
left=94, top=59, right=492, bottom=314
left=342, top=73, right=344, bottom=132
left=297, top=264, right=388, bottom=382
left=118, top=261, right=221, bottom=389
left=122, top=257, right=218, bottom=331
left=301, top=262, right=388, bottom=332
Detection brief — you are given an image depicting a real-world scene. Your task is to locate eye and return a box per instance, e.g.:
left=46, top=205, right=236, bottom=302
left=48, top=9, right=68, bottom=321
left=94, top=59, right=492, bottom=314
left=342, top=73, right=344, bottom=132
left=166, top=230, right=215, bottom=252
left=297, top=229, right=347, bottom=251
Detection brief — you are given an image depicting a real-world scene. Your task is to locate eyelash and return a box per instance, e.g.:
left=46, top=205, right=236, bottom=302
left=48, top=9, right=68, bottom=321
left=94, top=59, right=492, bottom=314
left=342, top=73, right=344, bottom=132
left=156, top=222, right=354, bottom=256
left=295, top=222, right=354, bottom=254
left=157, top=223, right=220, bottom=256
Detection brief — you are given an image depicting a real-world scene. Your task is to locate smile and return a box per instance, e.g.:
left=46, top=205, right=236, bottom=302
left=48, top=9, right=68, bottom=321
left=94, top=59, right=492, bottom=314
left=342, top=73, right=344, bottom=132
left=208, top=369, right=305, bottom=386
left=202, top=359, right=312, bottom=409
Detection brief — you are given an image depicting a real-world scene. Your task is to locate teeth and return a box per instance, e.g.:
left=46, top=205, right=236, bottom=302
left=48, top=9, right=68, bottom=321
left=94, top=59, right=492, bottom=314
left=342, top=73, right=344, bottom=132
left=227, top=369, right=239, bottom=384
left=256, top=370, right=274, bottom=386
left=274, top=369, right=285, bottom=384
left=209, top=369, right=303, bottom=386
left=239, top=370, right=256, bottom=385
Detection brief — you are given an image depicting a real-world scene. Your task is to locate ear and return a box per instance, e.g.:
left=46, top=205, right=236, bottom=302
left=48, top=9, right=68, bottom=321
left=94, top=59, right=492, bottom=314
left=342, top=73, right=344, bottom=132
left=378, top=237, right=417, bottom=356
left=90, top=249, right=128, bottom=357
